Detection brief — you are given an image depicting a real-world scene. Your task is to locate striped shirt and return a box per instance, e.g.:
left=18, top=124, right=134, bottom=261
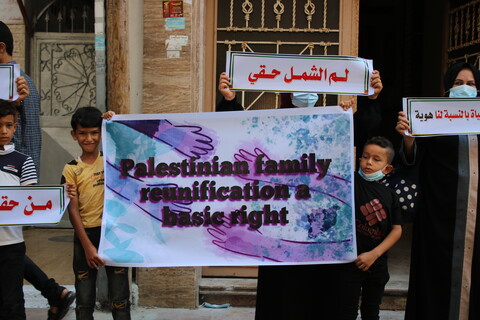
left=0, top=144, right=38, bottom=246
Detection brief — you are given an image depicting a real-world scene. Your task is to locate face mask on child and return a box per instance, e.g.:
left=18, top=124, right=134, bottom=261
left=358, top=168, right=386, bottom=182
left=449, top=85, right=478, bottom=98
left=291, top=92, right=319, bottom=108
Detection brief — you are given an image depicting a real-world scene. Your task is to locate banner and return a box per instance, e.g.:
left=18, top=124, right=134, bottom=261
left=226, top=51, right=373, bottom=95
left=403, top=97, right=480, bottom=136
left=99, top=107, right=356, bottom=267
left=0, top=185, right=69, bottom=226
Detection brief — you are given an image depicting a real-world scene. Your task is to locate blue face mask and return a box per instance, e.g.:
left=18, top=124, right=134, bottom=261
left=449, top=85, right=478, bottom=98
left=358, top=168, right=386, bottom=182
left=291, top=92, right=319, bottom=108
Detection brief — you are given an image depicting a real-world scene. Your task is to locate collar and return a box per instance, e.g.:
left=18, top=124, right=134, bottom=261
left=0, top=144, right=15, bottom=155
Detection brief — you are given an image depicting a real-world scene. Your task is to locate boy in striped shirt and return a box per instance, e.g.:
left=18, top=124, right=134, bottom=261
left=0, top=100, right=37, bottom=320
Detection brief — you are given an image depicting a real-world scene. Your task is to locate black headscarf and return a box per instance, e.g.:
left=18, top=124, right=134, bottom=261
left=443, top=61, right=480, bottom=97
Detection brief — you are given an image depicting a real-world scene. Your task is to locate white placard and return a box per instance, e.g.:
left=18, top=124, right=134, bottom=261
left=0, top=64, right=20, bottom=101
left=226, top=51, right=374, bottom=95
left=403, top=97, right=480, bottom=136
left=0, top=185, right=70, bottom=226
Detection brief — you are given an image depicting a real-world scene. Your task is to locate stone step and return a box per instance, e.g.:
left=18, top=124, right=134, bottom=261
left=199, top=278, right=257, bottom=307
left=199, top=278, right=408, bottom=310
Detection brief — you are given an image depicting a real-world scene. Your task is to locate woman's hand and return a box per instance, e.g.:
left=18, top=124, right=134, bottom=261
left=396, top=111, right=413, bottom=138
left=339, top=97, right=355, bottom=111
left=218, top=72, right=236, bottom=101
left=368, top=70, right=383, bottom=100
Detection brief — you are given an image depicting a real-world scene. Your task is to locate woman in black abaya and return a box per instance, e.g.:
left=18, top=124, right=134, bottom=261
left=396, top=62, right=480, bottom=320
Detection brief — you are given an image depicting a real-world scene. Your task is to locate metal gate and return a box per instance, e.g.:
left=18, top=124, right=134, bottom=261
left=28, top=1, right=95, bottom=219
left=216, top=0, right=342, bottom=110
left=447, top=0, right=480, bottom=67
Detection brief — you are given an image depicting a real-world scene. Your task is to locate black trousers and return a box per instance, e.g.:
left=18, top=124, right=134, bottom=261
left=73, top=227, right=131, bottom=320
left=0, top=242, right=26, bottom=320
left=24, top=255, right=65, bottom=306
left=337, top=260, right=390, bottom=320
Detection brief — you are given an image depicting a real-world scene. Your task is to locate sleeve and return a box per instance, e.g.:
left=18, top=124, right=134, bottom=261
left=390, top=191, right=403, bottom=226
left=353, top=96, right=382, bottom=150
left=216, top=97, right=244, bottom=112
left=61, top=163, right=75, bottom=184
left=20, top=156, right=38, bottom=186
left=398, top=139, right=418, bottom=166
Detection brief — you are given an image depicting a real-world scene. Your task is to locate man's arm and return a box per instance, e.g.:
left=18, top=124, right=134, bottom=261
left=355, top=224, right=402, bottom=271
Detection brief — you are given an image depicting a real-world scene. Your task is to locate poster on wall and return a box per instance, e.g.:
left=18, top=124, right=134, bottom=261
left=163, top=1, right=183, bottom=18
left=99, top=107, right=356, bottom=267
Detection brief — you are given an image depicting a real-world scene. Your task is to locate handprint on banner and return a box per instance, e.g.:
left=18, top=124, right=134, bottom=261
left=233, top=147, right=351, bottom=206
left=106, top=160, right=192, bottom=223
left=103, top=161, right=192, bottom=263
left=359, top=199, right=386, bottom=226
left=116, top=119, right=217, bottom=160
left=307, top=205, right=339, bottom=239
left=102, top=199, right=144, bottom=263
left=207, top=210, right=352, bottom=262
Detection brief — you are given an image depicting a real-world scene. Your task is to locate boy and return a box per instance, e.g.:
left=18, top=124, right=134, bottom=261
left=336, top=136, right=402, bottom=320
left=61, top=107, right=130, bottom=320
left=0, top=100, right=37, bottom=320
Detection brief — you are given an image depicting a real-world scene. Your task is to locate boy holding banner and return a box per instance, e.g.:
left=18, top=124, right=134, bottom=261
left=0, top=100, right=38, bottom=320
left=61, top=107, right=131, bottom=320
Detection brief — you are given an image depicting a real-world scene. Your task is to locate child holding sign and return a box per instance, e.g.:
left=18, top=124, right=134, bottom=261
left=0, top=100, right=37, bottom=320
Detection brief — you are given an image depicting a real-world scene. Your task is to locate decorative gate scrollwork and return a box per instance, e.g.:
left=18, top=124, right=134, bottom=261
left=217, top=0, right=341, bottom=110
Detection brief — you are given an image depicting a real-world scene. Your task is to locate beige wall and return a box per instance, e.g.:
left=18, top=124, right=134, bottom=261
left=142, top=1, right=194, bottom=114
left=8, top=23, right=25, bottom=69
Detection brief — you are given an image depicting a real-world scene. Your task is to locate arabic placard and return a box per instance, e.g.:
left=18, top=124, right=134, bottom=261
left=226, top=51, right=374, bottom=95
left=0, top=64, right=19, bottom=101
left=0, top=185, right=70, bottom=226
left=99, top=107, right=356, bottom=267
left=403, top=97, right=480, bottom=136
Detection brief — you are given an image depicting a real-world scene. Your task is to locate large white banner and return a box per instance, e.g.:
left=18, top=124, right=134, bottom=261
left=0, top=186, right=69, bottom=226
left=226, top=51, right=374, bottom=95
left=99, top=107, right=356, bottom=267
left=403, top=97, right=480, bottom=136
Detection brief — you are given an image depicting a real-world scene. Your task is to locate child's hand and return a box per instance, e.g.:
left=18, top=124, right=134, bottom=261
left=85, top=245, right=105, bottom=269
left=355, top=251, right=379, bottom=271
left=64, top=182, right=77, bottom=199
left=339, top=97, right=355, bottom=111
left=102, top=111, right=116, bottom=121
left=13, top=76, right=30, bottom=107
left=218, top=72, right=236, bottom=101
